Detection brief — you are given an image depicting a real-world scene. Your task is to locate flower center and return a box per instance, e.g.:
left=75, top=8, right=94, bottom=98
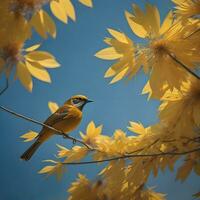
left=150, top=39, right=169, bottom=57
left=1, top=43, right=23, bottom=65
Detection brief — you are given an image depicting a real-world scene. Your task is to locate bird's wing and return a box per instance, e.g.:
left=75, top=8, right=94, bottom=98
left=44, top=106, right=70, bottom=126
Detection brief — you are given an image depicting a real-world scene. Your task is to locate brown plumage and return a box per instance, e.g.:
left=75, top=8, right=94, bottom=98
left=21, top=95, right=92, bottom=161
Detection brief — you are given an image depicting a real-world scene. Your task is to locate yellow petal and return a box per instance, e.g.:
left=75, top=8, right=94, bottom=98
left=132, top=3, right=145, bottom=23
left=86, top=121, right=96, bottom=134
left=95, top=47, right=122, bottom=60
left=128, top=122, right=146, bottom=134
left=26, top=61, right=51, bottom=83
left=146, top=3, right=160, bottom=36
left=37, top=59, right=60, bottom=68
left=48, top=101, right=59, bottom=113
left=65, top=0, right=76, bottom=21
left=31, top=11, right=47, bottom=39
left=110, top=67, right=129, bottom=84
left=50, top=0, right=67, bottom=23
left=79, top=0, right=93, bottom=7
left=125, top=11, right=147, bottom=38
left=43, top=10, right=57, bottom=38
left=176, top=161, right=193, bottom=182
left=20, top=131, right=38, bottom=142
left=104, top=67, right=116, bottom=78
left=142, top=81, right=152, bottom=100
left=26, top=51, right=55, bottom=61
left=160, top=11, right=173, bottom=35
left=38, top=166, right=55, bottom=174
left=17, top=62, right=33, bottom=92
left=25, top=44, right=41, bottom=52
left=107, top=28, right=128, bottom=44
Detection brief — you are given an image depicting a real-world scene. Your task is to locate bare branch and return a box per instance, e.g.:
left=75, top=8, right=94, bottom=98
left=0, top=78, right=9, bottom=96
left=62, top=146, right=200, bottom=165
left=0, top=105, right=92, bottom=149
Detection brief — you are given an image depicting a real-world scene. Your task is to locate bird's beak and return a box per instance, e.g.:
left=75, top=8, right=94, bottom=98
left=86, top=99, right=94, bottom=103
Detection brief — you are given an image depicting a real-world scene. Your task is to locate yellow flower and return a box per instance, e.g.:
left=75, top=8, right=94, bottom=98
left=48, top=101, right=59, bottom=113
left=0, top=43, right=60, bottom=91
left=172, top=0, right=200, bottom=19
left=38, top=160, right=65, bottom=180
left=68, top=174, right=99, bottom=200
left=126, top=3, right=200, bottom=97
left=159, top=78, right=200, bottom=137
left=56, top=144, right=88, bottom=162
left=80, top=121, right=103, bottom=146
left=96, top=3, right=200, bottom=98
left=0, top=3, right=31, bottom=46
left=7, top=0, right=56, bottom=38
left=7, top=0, right=93, bottom=39
left=20, top=130, right=38, bottom=142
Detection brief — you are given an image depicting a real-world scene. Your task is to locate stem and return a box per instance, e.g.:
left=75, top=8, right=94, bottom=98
left=0, top=78, right=9, bottom=96
left=168, top=53, right=200, bottom=80
left=62, top=147, right=200, bottom=165
left=184, top=28, right=200, bottom=40
left=0, top=105, right=92, bottom=149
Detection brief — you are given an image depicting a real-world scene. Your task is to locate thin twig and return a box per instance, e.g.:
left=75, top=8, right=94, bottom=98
left=62, top=147, right=200, bottom=165
left=0, top=78, right=8, bottom=96
left=168, top=53, right=200, bottom=80
left=0, top=105, right=92, bottom=149
left=126, top=139, right=160, bottom=155
left=184, top=28, right=200, bottom=40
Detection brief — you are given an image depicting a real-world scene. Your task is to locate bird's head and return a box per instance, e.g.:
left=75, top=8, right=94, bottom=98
left=65, top=95, right=93, bottom=110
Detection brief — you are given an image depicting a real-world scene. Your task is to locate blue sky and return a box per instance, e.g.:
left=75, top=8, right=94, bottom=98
left=0, top=0, right=199, bottom=199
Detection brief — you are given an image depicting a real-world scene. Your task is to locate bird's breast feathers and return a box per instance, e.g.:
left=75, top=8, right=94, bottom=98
left=53, top=105, right=82, bottom=133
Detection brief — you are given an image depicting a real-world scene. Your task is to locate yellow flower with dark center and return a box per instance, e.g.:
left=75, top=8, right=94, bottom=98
left=96, top=3, right=200, bottom=98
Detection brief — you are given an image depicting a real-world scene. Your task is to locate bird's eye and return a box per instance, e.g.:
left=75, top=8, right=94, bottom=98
left=72, top=98, right=80, bottom=104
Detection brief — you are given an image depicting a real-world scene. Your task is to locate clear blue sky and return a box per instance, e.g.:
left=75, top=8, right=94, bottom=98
left=0, top=0, right=199, bottom=199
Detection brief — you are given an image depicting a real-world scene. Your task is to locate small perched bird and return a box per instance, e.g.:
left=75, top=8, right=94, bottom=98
left=21, top=95, right=93, bottom=161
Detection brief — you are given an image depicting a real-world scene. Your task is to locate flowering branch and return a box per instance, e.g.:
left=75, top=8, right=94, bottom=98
left=0, top=105, right=92, bottom=150
left=61, top=146, right=200, bottom=165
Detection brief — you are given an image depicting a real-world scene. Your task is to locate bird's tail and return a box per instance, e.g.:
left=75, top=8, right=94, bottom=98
left=20, top=140, right=42, bottom=161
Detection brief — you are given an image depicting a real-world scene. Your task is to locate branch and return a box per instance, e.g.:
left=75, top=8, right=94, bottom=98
left=62, top=146, right=200, bottom=165
left=184, top=28, right=200, bottom=40
left=0, top=105, right=92, bottom=149
left=168, top=53, right=200, bottom=80
left=0, top=78, right=9, bottom=96
left=126, top=139, right=160, bottom=155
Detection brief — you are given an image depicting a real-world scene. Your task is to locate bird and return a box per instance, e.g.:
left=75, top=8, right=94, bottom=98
left=20, top=95, right=93, bottom=161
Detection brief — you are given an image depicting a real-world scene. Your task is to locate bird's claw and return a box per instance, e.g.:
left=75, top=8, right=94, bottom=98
left=73, top=139, right=76, bottom=144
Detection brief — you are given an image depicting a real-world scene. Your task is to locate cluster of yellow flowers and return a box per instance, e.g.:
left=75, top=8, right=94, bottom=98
left=19, top=0, right=200, bottom=199
left=37, top=119, right=199, bottom=199
left=0, top=0, right=93, bottom=91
